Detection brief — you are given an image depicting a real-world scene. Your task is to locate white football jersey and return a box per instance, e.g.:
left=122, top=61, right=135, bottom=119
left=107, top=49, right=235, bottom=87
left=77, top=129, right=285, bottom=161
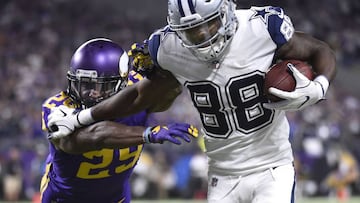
left=148, top=6, right=295, bottom=176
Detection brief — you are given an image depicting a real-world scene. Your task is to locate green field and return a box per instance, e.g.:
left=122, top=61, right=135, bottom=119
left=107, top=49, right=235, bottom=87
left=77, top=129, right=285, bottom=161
left=131, top=197, right=360, bottom=203
left=1, top=197, right=359, bottom=203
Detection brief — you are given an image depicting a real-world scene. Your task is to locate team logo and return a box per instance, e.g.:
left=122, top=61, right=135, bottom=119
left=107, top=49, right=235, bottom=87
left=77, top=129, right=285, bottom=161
left=250, top=6, right=284, bottom=25
left=211, top=177, right=218, bottom=187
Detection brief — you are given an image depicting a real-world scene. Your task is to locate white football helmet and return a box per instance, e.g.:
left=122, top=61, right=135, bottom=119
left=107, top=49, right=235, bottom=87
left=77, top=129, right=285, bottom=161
left=168, top=0, right=238, bottom=62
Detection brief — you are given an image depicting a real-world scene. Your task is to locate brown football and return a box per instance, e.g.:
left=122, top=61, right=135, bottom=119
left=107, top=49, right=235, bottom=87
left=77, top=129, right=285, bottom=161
left=264, top=60, right=315, bottom=102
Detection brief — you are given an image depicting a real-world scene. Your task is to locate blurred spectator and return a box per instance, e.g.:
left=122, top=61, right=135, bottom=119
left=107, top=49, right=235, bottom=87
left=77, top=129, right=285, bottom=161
left=2, top=146, right=23, bottom=201
left=188, top=147, right=208, bottom=199
left=324, top=144, right=359, bottom=202
left=0, top=0, right=360, bottom=200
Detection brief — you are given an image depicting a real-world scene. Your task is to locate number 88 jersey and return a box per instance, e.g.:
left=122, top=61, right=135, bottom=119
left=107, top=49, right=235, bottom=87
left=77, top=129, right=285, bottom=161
left=148, top=6, right=294, bottom=176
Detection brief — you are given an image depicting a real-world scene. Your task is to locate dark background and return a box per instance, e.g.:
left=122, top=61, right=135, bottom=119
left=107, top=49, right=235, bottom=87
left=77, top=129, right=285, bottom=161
left=0, top=0, right=359, bottom=201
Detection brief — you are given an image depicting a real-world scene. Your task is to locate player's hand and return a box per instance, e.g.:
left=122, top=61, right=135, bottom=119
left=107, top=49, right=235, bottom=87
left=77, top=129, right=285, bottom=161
left=47, top=106, right=94, bottom=140
left=263, top=63, right=328, bottom=111
left=143, top=123, right=198, bottom=145
left=128, top=40, right=154, bottom=74
left=47, top=106, right=81, bottom=139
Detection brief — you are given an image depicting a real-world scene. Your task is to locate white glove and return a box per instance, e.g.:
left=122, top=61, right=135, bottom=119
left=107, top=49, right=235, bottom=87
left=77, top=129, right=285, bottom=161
left=263, top=63, right=329, bottom=111
left=47, top=105, right=94, bottom=139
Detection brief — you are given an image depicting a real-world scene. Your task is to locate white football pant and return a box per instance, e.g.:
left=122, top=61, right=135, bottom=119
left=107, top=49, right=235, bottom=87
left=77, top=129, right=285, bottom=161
left=207, top=163, right=295, bottom=203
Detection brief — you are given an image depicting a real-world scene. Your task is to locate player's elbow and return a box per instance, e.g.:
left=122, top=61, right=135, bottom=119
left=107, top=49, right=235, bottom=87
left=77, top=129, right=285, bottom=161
left=56, top=137, right=85, bottom=154
left=57, top=123, right=108, bottom=154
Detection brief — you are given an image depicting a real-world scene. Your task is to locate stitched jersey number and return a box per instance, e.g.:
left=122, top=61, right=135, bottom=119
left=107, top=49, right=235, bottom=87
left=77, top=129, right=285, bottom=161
left=76, top=145, right=143, bottom=179
left=186, top=72, right=274, bottom=138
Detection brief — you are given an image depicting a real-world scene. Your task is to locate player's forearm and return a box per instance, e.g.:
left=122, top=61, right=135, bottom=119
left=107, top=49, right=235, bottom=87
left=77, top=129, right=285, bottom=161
left=57, top=121, right=145, bottom=154
left=91, top=83, right=149, bottom=121
left=307, top=40, right=336, bottom=82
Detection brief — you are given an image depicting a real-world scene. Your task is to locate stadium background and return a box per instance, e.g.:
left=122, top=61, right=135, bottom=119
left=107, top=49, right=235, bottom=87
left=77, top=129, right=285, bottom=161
left=0, top=0, right=359, bottom=202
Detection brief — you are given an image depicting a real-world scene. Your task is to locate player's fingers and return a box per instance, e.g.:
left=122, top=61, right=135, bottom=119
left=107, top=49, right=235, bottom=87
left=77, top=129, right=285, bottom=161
left=47, top=133, right=54, bottom=140
left=157, top=129, right=183, bottom=145
left=268, top=87, right=298, bottom=99
left=47, top=119, right=56, bottom=130
left=47, top=115, right=63, bottom=129
left=263, top=103, right=276, bottom=110
left=47, top=131, right=63, bottom=140
left=49, top=125, right=59, bottom=132
left=287, top=63, right=308, bottom=83
left=48, top=113, right=54, bottom=121
left=263, top=100, right=291, bottom=110
left=47, top=132, right=60, bottom=140
left=167, top=136, right=182, bottom=145
left=188, top=125, right=199, bottom=138
left=50, top=125, right=72, bottom=139
left=167, top=123, right=198, bottom=140
left=169, top=129, right=191, bottom=143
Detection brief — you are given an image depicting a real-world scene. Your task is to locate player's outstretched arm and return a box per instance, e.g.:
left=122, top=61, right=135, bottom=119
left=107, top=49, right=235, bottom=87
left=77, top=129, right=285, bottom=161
left=94, top=40, right=182, bottom=118
left=92, top=68, right=182, bottom=120
left=48, top=69, right=182, bottom=139
left=52, top=121, right=198, bottom=154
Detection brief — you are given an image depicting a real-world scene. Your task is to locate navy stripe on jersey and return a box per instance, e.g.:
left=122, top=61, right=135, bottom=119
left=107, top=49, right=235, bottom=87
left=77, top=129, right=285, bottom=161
left=148, top=26, right=174, bottom=68
left=251, top=6, right=293, bottom=48
left=266, top=7, right=291, bottom=47
left=148, top=33, right=161, bottom=67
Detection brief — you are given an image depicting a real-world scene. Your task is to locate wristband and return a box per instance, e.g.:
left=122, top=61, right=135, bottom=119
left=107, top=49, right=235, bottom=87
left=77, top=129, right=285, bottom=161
left=76, top=108, right=95, bottom=127
left=314, top=75, right=329, bottom=98
left=142, top=127, right=152, bottom=144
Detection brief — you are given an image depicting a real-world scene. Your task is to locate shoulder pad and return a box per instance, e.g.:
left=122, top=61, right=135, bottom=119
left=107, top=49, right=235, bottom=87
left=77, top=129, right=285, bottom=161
left=250, top=6, right=294, bottom=47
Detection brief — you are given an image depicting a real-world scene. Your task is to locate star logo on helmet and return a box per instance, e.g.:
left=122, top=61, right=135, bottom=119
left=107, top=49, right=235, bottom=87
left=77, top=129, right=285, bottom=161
left=250, top=6, right=283, bottom=25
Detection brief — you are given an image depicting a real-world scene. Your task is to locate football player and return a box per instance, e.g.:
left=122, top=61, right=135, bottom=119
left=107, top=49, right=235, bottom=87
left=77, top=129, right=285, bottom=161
left=47, top=1, right=336, bottom=202
left=40, top=38, right=198, bottom=203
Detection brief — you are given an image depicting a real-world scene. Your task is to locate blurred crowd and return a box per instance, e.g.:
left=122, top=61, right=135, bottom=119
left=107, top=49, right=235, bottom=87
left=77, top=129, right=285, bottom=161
left=0, top=0, right=359, bottom=201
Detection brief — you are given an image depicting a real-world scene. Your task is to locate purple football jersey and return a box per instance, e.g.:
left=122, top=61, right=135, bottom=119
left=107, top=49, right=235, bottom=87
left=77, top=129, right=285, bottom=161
left=40, top=72, right=149, bottom=203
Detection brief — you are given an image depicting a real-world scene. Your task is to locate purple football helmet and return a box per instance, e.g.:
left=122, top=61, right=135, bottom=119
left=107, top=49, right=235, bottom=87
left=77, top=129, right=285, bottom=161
left=67, top=38, right=129, bottom=108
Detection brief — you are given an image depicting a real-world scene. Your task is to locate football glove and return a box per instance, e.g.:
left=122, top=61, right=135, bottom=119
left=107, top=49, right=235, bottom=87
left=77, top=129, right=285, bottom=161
left=263, top=63, right=329, bottom=111
left=143, top=123, right=198, bottom=145
left=128, top=40, right=154, bottom=74
left=47, top=106, right=94, bottom=140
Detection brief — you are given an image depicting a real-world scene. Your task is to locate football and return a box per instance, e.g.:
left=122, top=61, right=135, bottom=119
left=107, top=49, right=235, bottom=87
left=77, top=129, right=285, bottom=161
left=264, top=60, right=315, bottom=102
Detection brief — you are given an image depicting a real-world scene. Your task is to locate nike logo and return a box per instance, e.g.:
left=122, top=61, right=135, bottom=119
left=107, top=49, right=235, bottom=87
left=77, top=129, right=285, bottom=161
left=299, top=96, right=310, bottom=108
left=59, top=109, right=67, bottom=117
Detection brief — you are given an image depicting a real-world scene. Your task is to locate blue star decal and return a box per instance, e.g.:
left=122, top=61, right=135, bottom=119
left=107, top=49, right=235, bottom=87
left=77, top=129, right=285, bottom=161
left=250, top=7, right=281, bottom=25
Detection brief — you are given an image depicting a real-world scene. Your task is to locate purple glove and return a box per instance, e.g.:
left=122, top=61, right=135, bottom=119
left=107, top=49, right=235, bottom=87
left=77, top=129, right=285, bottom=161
left=143, top=123, right=198, bottom=145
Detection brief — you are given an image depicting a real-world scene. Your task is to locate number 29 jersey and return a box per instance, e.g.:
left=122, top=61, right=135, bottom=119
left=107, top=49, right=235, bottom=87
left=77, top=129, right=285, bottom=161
left=148, top=6, right=295, bottom=176
left=40, top=71, right=147, bottom=203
